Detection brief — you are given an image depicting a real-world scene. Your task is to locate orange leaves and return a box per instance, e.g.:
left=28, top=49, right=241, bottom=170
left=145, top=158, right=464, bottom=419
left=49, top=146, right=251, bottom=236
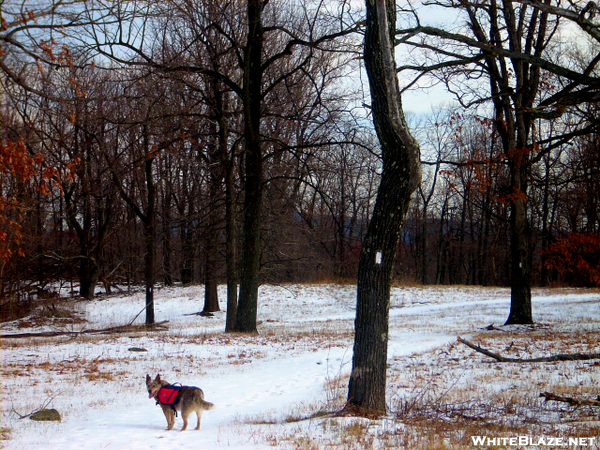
left=1, top=140, right=38, bottom=183
left=0, top=140, right=36, bottom=267
left=541, top=233, right=600, bottom=287
left=0, top=139, right=66, bottom=270
left=497, top=187, right=527, bottom=205
left=39, top=39, right=57, bottom=62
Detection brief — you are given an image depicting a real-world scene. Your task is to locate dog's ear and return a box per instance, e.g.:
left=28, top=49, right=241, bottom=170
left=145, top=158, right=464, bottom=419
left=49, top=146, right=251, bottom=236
left=146, top=374, right=151, bottom=382
left=156, top=374, right=161, bottom=382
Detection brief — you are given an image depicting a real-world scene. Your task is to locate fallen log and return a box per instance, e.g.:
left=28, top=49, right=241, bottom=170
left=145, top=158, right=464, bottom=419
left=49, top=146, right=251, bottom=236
left=540, top=392, right=600, bottom=407
left=457, top=337, right=600, bottom=363
left=0, top=321, right=169, bottom=339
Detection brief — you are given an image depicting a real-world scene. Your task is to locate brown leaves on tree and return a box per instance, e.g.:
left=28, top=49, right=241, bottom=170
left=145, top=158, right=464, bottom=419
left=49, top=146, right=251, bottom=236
left=541, top=233, right=600, bottom=287
left=0, top=139, right=70, bottom=282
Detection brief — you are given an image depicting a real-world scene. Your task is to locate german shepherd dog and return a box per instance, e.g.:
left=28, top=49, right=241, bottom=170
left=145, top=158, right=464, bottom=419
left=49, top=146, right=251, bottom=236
left=146, top=374, right=215, bottom=431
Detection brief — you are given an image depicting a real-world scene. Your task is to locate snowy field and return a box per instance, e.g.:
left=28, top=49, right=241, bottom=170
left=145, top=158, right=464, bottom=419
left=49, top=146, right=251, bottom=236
left=1, top=284, right=599, bottom=449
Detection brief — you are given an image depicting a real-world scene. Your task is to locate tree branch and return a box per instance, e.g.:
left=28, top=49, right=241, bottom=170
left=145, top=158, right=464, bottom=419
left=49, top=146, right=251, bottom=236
left=397, top=25, right=600, bottom=88
left=458, top=337, right=600, bottom=363
left=540, top=392, right=600, bottom=407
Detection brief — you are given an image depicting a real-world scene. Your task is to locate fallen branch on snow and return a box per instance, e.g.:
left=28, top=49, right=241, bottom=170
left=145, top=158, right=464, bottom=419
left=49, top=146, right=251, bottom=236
left=457, top=337, right=600, bottom=363
left=540, top=392, right=600, bottom=407
left=0, top=321, right=169, bottom=339
left=11, top=394, right=60, bottom=420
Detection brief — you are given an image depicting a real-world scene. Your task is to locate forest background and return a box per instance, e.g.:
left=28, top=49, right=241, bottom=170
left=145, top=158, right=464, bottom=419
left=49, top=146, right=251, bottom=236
left=1, top=0, right=599, bottom=324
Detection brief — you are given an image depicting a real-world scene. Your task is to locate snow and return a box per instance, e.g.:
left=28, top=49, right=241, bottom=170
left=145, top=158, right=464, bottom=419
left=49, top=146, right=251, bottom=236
left=1, top=284, right=599, bottom=449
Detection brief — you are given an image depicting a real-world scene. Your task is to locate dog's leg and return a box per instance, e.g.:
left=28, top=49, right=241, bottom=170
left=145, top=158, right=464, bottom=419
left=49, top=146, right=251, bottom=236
left=168, top=409, right=176, bottom=430
left=180, top=411, right=189, bottom=431
left=195, top=410, right=203, bottom=430
left=163, top=406, right=175, bottom=430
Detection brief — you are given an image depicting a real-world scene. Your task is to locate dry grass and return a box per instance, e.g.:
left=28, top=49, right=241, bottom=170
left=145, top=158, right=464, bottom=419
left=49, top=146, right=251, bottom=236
left=242, top=327, right=600, bottom=450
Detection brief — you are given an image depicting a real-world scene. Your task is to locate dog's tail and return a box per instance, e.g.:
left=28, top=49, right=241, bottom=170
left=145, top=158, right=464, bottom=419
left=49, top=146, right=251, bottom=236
left=202, top=400, right=216, bottom=411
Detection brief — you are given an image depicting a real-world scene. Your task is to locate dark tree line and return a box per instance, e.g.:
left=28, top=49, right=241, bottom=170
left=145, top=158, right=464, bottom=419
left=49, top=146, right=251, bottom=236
left=1, top=0, right=375, bottom=326
left=404, top=108, right=599, bottom=290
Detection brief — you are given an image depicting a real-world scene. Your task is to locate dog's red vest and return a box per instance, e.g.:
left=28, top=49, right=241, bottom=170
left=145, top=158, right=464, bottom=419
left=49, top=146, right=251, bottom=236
left=158, top=386, right=181, bottom=407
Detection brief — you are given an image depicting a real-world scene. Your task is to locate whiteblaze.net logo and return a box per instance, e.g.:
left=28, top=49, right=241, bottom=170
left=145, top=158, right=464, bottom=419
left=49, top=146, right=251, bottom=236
left=470, top=436, right=597, bottom=447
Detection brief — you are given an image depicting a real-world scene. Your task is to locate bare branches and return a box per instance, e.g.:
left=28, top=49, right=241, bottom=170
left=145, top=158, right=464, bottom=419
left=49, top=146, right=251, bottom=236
left=397, top=24, right=600, bottom=88
left=514, top=0, right=600, bottom=43
left=0, top=0, right=109, bottom=97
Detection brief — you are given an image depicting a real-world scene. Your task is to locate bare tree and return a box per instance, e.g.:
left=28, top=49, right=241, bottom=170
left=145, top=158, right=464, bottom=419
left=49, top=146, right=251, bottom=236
left=0, top=0, right=100, bottom=98
left=394, top=0, right=600, bottom=324
left=347, top=0, right=421, bottom=415
left=77, top=0, right=362, bottom=332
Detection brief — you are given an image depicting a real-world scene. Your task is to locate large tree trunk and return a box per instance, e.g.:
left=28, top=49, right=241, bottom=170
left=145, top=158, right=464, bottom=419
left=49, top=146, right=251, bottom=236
left=223, top=119, right=238, bottom=332
left=347, top=0, right=420, bottom=415
left=225, top=153, right=238, bottom=331
left=504, top=106, right=534, bottom=325
left=234, top=0, right=265, bottom=333
left=79, top=257, right=99, bottom=298
left=505, top=166, right=533, bottom=324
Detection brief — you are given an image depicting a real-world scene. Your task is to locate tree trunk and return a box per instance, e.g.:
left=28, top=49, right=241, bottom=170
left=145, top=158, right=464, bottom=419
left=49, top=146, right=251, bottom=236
left=79, top=257, right=99, bottom=298
left=203, top=180, right=220, bottom=313
left=202, top=112, right=223, bottom=314
left=203, top=234, right=220, bottom=312
left=180, top=220, right=194, bottom=284
left=224, top=126, right=238, bottom=331
left=144, top=153, right=156, bottom=326
left=234, top=0, right=265, bottom=334
left=225, top=153, right=238, bottom=331
left=505, top=186, right=533, bottom=324
left=348, top=0, right=420, bottom=415
left=505, top=114, right=534, bottom=324
left=162, top=155, right=174, bottom=287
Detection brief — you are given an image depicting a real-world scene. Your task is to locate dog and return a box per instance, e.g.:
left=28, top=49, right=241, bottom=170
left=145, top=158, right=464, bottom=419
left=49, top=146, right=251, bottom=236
left=145, top=374, right=215, bottom=431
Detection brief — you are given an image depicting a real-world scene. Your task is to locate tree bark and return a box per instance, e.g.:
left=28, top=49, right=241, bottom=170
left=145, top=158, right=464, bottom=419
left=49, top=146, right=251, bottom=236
left=347, top=0, right=420, bottom=415
left=78, top=257, right=100, bottom=298
left=203, top=229, right=220, bottom=313
left=234, top=0, right=265, bottom=333
left=223, top=113, right=238, bottom=332
left=225, top=152, right=238, bottom=332
left=505, top=192, right=533, bottom=324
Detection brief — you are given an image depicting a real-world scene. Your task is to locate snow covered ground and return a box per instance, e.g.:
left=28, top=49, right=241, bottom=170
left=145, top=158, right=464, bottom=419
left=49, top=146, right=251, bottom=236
left=1, top=284, right=599, bottom=449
